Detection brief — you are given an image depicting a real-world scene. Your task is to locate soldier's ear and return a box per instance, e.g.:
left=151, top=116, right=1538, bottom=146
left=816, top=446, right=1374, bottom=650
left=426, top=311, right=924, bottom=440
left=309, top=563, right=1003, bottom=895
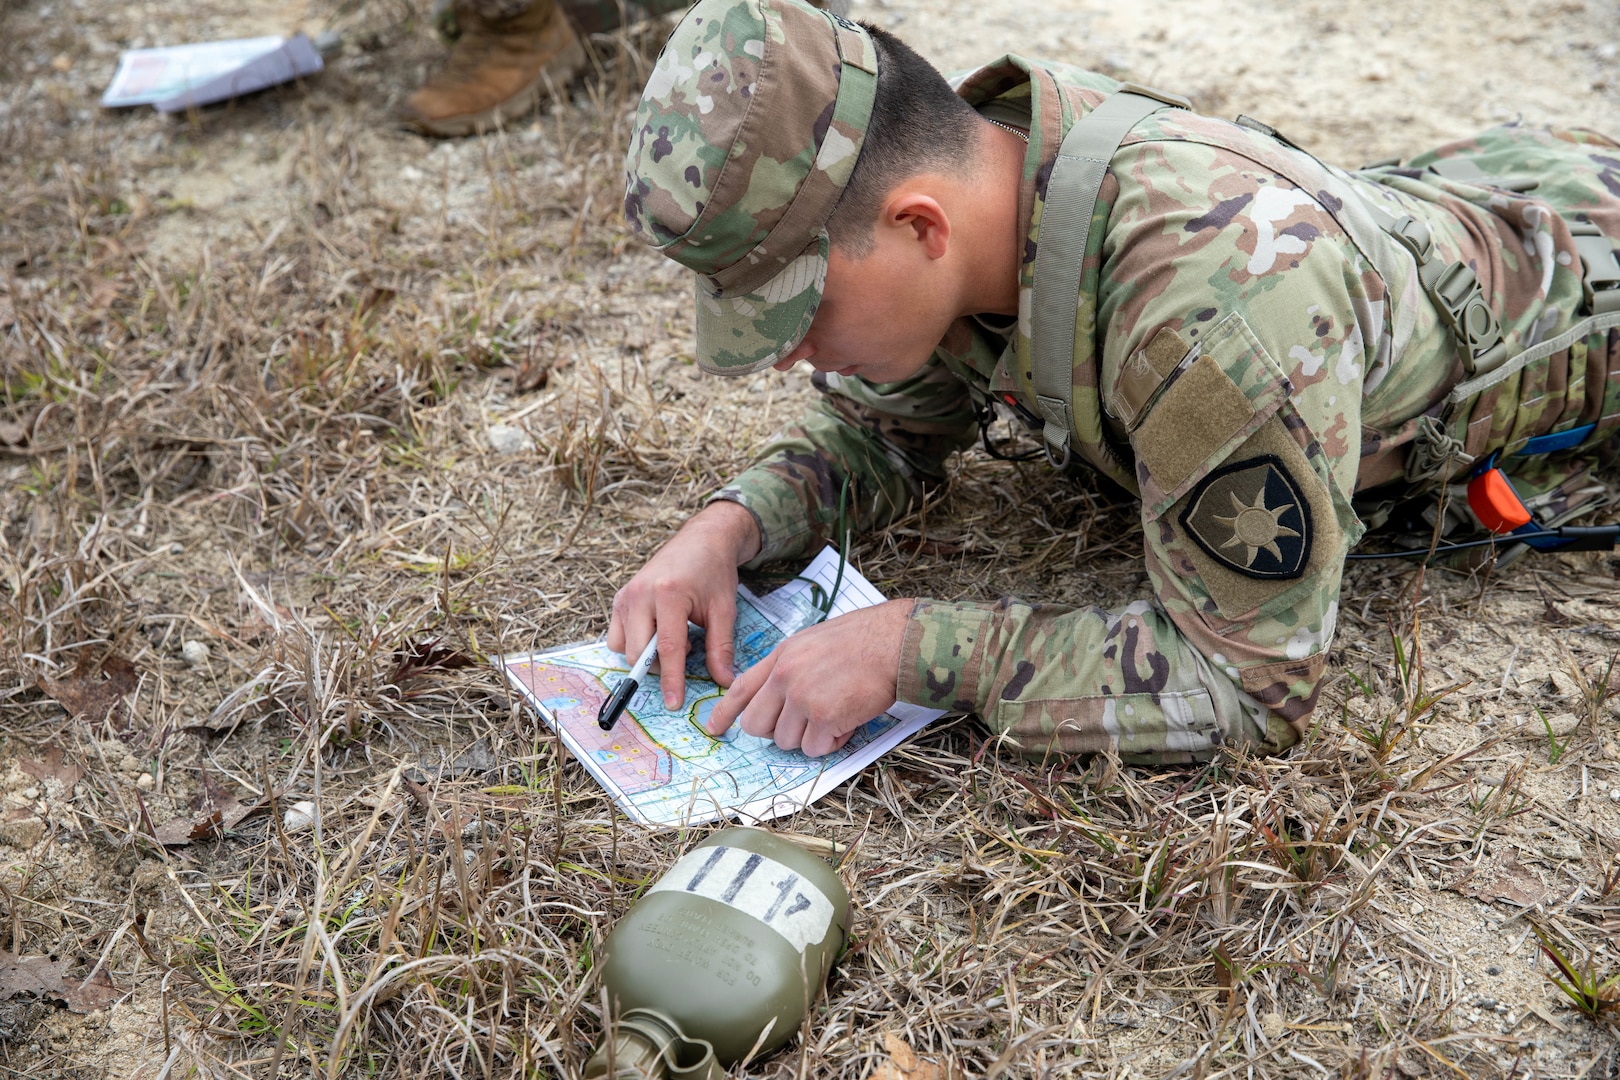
left=882, top=191, right=951, bottom=260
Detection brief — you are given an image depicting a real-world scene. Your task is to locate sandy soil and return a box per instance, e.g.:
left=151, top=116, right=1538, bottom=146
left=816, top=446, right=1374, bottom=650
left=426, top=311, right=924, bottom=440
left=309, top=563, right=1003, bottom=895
left=2, top=0, right=1619, bottom=1077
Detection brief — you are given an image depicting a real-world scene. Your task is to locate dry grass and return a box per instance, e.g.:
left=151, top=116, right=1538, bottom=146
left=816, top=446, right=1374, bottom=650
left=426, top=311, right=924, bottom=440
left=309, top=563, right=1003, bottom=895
left=3, top=0, right=1620, bottom=1077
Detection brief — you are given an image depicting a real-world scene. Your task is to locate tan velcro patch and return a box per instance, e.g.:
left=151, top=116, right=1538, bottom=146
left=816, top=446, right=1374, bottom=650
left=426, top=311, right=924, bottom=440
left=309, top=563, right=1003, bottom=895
left=1133, top=353, right=1256, bottom=495
left=1109, top=326, right=1192, bottom=429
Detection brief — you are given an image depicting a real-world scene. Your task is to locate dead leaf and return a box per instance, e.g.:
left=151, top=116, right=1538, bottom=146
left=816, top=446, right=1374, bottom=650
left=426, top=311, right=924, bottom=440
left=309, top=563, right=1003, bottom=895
left=36, top=653, right=137, bottom=727
left=1448, top=856, right=1554, bottom=908
left=65, top=968, right=119, bottom=1013
left=868, top=1033, right=943, bottom=1080
left=0, top=955, right=69, bottom=1000
left=390, top=638, right=476, bottom=686
left=154, top=782, right=271, bottom=846
left=18, top=746, right=83, bottom=790
left=0, top=954, right=120, bottom=1014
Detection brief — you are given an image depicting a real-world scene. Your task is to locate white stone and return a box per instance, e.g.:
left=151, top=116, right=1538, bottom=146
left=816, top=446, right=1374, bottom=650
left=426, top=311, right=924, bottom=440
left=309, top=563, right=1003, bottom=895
left=487, top=425, right=533, bottom=454
left=134, top=773, right=153, bottom=791
left=283, top=800, right=317, bottom=831
left=181, top=640, right=210, bottom=667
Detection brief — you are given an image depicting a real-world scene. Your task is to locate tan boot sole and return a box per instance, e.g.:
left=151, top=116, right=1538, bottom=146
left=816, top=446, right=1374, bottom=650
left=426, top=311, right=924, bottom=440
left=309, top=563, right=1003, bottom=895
left=403, top=35, right=586, bottom=138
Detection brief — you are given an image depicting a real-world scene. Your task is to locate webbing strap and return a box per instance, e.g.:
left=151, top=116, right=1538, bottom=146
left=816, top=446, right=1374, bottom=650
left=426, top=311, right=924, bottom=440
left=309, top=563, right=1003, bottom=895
left=1030, top=86, right=1188, bottom=467
left=1367, top=204, right=1509, bottom=377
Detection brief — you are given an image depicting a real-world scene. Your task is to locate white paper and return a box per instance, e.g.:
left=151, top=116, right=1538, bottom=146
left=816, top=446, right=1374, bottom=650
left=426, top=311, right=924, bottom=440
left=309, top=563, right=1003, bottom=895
left=501, top=548, right=943, bottom=828
left=101, top=34, right=322, bottom=111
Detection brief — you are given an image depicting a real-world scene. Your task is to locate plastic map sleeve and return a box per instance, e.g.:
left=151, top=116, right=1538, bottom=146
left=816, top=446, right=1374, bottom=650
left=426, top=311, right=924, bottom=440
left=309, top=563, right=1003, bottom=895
left=499, top=548, right=944, bottom=827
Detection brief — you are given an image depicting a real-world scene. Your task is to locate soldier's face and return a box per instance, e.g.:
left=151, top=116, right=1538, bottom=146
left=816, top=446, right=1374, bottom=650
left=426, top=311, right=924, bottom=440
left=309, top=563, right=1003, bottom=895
left=772, top=219, right=958, bottom=383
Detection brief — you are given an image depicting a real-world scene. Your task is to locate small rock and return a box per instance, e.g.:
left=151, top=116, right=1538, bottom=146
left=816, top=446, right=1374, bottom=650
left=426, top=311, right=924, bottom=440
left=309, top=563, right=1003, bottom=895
left=486, top=425, right=533, bottom=454
left=1409, top=901, right=1425, bottom=916
left=181, top=640, right=210, bottom=667
left=0, top=816, right=45, bottom=849
left=1598, top=42, right=1619, bottom=61
left=1261, top=1011, right=1285, bottom=1039
left=118, top=755, right=140, bottom=777
left=134, top=773, right=153, bottom=791
left=19, top=788, right=37, bottom=801
left=312, top=30, right=343, bottom=56
left=1487, top=965, right=1502, bottom=975
left=1610, top=788, right=1620, bottom=803
left=283, top=800, right=317, bottom=831
left=168, top=542, right=184, bottom=555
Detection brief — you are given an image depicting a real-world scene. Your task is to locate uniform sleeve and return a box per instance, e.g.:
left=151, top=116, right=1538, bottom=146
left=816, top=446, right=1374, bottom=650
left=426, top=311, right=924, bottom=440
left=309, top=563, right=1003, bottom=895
left=896, top=144, right=1381, bottom=764
left=710, top=351, right=981, bottom=568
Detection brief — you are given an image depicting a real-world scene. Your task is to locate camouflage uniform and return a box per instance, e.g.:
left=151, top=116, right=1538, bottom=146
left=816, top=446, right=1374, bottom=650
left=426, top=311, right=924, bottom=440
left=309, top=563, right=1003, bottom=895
left=625, top=0, right=1620, bottom=764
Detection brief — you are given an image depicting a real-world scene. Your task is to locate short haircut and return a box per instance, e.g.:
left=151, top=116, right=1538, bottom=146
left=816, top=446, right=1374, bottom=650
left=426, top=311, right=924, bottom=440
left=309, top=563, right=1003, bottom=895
left=825, top=24, right=981, bottom=258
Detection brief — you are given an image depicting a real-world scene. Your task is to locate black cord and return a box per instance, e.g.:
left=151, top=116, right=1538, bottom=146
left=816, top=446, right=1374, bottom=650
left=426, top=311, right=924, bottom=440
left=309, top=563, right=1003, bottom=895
left=975, top=400, right=1044, bottom=462
left=1346, top=524, right=1620, bottom=561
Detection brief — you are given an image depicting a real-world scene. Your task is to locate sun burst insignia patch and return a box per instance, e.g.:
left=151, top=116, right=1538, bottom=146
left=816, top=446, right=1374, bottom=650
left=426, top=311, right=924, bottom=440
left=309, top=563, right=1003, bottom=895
left=1180, top=455, right=1313, bottom=579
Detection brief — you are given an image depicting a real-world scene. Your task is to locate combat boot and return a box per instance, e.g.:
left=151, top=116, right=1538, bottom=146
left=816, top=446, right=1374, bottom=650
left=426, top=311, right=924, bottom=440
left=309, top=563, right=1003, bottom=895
left=400, top=0, right=585, bottom=137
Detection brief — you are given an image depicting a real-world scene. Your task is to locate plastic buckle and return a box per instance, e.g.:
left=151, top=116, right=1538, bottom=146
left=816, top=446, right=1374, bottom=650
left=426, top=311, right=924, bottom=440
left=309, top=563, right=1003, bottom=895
left=1429, top=262, right=1507, bottom=376
left=1386, top=215, right=1434, bottom=262
left=1570, top=222, right=1620, bottom=316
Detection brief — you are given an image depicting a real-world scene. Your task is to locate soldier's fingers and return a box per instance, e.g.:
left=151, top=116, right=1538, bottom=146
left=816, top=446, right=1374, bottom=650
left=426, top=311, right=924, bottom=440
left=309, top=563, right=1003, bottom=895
left=615, top=595, right=655, bottom=673
left=738, top=676, right=791, bottom=744
left=705, top=600, right=737, bottom=686
left=708, top=650, right=774, bottom=736
left=765, top=701, right=810, bottom=753
left=606, top=588, right=634, bottom=655
left=654, top=598, right=693, bottom=710
left=802, top=717, right=857, bottom=759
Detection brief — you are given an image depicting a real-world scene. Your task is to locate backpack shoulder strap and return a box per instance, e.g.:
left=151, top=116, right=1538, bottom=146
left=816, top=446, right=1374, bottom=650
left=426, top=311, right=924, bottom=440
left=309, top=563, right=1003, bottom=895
left=1031, top=83, right=1189, bottom=468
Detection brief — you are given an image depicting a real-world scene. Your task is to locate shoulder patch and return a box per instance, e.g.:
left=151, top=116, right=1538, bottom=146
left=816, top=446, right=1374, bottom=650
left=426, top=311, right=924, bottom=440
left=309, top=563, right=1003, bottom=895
left=1179, top=455, right=1312, bottom=579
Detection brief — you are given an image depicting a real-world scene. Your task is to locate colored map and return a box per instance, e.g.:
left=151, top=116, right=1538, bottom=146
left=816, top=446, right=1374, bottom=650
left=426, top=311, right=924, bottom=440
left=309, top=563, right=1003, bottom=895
left=501, top=548, right=942, bottom=827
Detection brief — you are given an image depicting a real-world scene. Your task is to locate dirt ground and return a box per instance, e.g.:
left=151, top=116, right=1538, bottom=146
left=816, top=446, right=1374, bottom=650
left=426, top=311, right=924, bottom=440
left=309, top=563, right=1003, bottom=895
left=2, top=0, right=1620, bottom=1077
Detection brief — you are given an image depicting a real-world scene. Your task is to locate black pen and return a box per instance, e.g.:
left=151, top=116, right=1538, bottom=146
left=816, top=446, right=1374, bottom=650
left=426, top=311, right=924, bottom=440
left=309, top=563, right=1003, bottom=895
left=597, top=634, right=663, bottom=732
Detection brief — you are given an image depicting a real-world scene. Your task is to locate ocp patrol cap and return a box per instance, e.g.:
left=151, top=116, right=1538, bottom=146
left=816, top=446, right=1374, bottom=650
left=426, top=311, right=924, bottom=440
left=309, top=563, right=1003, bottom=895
left=622, top=0, right=878, bottom=375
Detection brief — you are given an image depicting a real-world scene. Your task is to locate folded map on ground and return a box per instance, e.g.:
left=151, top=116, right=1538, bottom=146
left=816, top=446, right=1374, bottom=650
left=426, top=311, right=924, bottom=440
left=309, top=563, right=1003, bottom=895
left=500, top=548, right=943, bottom=827
left=101, top=34, right=323, bottom=112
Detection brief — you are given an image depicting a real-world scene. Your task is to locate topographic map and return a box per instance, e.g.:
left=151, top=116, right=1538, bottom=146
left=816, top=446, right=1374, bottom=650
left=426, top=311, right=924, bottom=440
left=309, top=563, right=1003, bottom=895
left=501, top=549, right=942, bottom=826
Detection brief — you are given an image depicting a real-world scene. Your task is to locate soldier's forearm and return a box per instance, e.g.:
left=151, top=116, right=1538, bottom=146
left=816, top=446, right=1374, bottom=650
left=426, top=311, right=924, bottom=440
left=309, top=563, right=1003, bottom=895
left=685, top=497, right=764, bottom=567
left=708, top=406, right=948, bottom=566
left=893, top=595, right=1291, bottom=765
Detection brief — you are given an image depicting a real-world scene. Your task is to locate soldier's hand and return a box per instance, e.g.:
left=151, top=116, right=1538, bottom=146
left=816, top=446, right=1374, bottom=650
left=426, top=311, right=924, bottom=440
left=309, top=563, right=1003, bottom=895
left=607, top=501, right=762, bottom=709
left=705, top=599, right=914, bottom=757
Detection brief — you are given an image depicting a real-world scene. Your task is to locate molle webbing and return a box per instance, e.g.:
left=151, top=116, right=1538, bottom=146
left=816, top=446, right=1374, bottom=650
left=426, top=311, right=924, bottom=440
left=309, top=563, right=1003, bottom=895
left=1366, top=205, right=1509, bottom=378
left=1030, top=84, right=1191, bottom=468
